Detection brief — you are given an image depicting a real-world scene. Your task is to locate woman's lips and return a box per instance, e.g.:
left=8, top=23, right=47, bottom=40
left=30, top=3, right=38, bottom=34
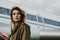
left=16, top=18, right=18, bottom=19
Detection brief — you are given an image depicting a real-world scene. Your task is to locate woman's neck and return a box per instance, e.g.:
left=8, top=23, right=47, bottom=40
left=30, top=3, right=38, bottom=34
left=15, top=22, right=19, bottom=26
left=14, top=21, right=22, bottom=26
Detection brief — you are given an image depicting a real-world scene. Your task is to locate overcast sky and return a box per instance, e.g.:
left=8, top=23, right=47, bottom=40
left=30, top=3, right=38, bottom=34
left=9, top=0, right=60, bottom=16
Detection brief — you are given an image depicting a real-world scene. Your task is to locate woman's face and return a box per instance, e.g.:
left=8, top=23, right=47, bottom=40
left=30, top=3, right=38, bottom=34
left=12, top=10, right=21, bottom=22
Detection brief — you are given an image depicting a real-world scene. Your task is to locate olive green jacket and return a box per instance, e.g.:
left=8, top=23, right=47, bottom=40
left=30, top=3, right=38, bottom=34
left=9, top=23, right=31, bottom=40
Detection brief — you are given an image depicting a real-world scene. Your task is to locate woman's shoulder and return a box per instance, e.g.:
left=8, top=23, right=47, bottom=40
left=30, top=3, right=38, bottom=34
left=23, top=22, right=31, bottom=34
left=23, top=22, right=30, bottom=28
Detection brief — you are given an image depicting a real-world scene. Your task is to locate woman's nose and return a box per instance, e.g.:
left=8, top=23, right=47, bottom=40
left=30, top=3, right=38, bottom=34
left=15, top=14, right=18, bottom=17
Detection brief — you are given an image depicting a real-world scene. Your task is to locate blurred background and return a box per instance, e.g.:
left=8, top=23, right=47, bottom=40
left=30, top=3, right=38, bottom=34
left=0, top=0, right=60, bottom=40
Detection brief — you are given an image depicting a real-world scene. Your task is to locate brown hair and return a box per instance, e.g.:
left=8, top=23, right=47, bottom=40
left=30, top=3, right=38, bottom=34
left=11, top=7, right=25, bottom=23
left=10, top=7, right=26, bottom=33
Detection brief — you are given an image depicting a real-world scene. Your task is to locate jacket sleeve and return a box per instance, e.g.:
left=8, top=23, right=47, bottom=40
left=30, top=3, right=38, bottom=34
left=22, top=25, right=31, bottom=40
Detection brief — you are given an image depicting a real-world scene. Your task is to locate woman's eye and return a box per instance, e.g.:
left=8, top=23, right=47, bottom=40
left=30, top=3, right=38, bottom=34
left=13, top=13, right=15, bottom=15
left=17, top=13, right=21, bottom=15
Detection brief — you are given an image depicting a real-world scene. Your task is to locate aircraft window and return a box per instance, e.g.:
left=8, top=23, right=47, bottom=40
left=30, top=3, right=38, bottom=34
left=26, top=14, right=37, bottom=22
left=6, top=9, right=11, bottom=15
left=0, top=7, right=2, bottom=13
left=2, top=7, right=6, bottom=14
left=44, top=18, right=60, bottom=27
left=38, top=16, right=43, bottom=23
left=0, top=7, right=11, bottom=15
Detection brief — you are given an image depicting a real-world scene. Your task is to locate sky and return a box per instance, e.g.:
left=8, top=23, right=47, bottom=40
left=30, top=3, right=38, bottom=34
left=8, top=0, right=60, bottom=16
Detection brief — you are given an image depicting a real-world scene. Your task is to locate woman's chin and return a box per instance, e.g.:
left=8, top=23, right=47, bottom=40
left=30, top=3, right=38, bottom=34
left=14, top=20, right=21, bottom=23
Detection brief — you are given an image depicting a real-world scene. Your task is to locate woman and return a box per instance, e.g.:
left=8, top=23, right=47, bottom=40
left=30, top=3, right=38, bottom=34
left=9, top=7, right=31, bottom=40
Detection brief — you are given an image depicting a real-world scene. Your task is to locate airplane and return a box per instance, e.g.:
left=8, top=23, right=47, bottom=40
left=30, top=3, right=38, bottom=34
left=0, top=0, right=60, bottom=40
